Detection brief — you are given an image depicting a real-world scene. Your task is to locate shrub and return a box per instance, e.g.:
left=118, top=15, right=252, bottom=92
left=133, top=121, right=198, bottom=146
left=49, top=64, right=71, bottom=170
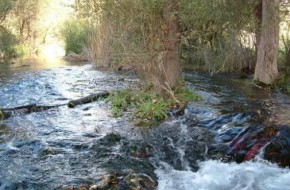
left=61, top=19, right=89, bottom=55
left=0, top=27, right=18, bottom=59
left=138, top=99, right=168, bottom=121
left=106, top=90, right=132, bottom=117
left=106, top=86, right=202, bottom=121
left=275, top=73, right=290, bottom=94
left=14, top=44, right=31, bottom=58
left=106, top=89, right=168, bottom=120
left=279, top=35, right=290, bottom=71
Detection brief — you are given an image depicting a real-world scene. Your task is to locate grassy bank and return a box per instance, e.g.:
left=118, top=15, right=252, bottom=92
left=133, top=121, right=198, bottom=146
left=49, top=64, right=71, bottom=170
left=106, top=86, right=202, bottom=121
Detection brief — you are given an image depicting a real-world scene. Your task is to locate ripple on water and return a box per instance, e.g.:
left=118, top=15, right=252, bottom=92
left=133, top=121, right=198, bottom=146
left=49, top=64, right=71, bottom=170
left=0, top=64, right=140, bottom=107
left=1, top=64, right=290, bottom=189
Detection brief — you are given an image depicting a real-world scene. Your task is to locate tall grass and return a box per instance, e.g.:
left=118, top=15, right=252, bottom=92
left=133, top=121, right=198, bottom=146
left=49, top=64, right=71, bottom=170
left=61, top=19, right=89, bottom=55
left=86, top=1, right=182, bottom=97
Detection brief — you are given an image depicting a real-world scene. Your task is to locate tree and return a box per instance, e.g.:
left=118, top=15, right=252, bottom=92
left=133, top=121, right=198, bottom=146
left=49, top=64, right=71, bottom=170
left=254, top=0, right=262, bottom=54
left=0, top=0, right=13, bottom=24
left=0, top=0, right=43, bottom=59
left=161, top=0, right=180, bottom=89
left=254, top=0, right=280, bottom=85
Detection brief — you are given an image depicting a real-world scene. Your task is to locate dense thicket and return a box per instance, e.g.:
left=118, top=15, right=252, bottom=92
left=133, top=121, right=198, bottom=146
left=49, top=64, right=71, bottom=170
left=1, top=0, right=290, bottom=87
left=179, top=0, right=258, bottom=73
left=71, top=0, right=290, bottom=88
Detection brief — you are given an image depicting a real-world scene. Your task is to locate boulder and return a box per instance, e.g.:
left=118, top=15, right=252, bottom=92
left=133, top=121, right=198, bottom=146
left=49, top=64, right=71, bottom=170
left=264, top=126, right=290, bottom=167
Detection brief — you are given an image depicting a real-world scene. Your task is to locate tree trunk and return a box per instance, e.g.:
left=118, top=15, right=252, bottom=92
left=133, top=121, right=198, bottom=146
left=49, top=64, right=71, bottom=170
left=0, top=91, right=110, bottom=119
left=67, top=91, right=109, bottom=108
left=254, top=0, right=279, bottom=85
left=254, top=0, right=262, bottom=56
left=0, top=104, right=63, bottom=119
left=162, top=0, right=180, bottom=89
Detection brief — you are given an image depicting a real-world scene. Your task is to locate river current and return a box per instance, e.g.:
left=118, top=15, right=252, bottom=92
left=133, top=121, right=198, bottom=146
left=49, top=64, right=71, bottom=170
left=0, top=59, right=290, bottom=190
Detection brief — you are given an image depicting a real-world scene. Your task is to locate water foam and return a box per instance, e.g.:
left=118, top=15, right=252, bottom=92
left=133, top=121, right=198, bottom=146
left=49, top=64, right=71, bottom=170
left=156, top=160, right=290, bottom=190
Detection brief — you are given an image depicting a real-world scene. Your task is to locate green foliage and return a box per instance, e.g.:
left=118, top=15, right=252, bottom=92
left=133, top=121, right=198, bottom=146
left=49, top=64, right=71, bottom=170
left=61, top=19, right=89, bottom=54
left=175, top=87, right=202, bottom=102
left=106, top=86, right=202, bottom=121
left=0, top=0, right=13, bottom=20
left=106, top=90, right=132, bottom=117
left=138, top=100, right=167, bottom=121
left=179, top=0, right=257, bottom=73
left=14, top=44, right=31, bottom=58
left=0, top=27, right=18, bottom=59
left=106, top=89, right=168, bottom=120
left=0, top=0, right=46, bottom=59
left=279, top=35, right=290, bottom=71
left=275, top=73, right=290, bottom=94
left=0, top=28, right=32, bottom=59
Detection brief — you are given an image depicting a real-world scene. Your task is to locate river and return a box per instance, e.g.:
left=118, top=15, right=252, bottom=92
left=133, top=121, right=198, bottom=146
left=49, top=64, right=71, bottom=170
left=0, top=59, right=290, bottom=190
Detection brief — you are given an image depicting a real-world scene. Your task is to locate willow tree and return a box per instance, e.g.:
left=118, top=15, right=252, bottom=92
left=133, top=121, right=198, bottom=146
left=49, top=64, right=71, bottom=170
left=254, top=0, right=280, bottom=85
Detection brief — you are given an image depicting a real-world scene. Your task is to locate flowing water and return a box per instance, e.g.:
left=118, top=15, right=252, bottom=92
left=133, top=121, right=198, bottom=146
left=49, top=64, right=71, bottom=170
left=0, top=59, right=290, bottom=190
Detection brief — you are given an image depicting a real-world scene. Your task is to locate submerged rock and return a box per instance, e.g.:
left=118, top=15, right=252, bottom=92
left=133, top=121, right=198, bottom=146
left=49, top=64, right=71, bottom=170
left=210, top=125, right=278, bottom=163
left=264, top=126, right=290, bottom=167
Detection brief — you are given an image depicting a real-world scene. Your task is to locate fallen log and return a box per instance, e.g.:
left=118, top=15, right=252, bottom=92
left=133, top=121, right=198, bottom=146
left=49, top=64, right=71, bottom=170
left=0, top=104, right=64, bottom=119
left=0, top=91, right=110, bottom=120
left=67, top=91, right=110, bottom=108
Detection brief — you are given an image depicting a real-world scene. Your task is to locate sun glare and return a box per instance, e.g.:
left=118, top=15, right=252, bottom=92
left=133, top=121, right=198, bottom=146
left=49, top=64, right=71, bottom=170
left=41, top=43, right=66, bottom=60
left=38, top=0, right=74, bottom=60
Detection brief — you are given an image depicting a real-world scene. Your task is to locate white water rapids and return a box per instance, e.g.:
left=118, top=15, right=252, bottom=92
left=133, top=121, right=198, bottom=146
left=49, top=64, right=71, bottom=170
left=156, top=159, right=290, bottom=190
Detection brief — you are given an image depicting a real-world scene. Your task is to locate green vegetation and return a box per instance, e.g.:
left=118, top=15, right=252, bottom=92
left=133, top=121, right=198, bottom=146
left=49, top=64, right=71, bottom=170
left=0, top=0, right=45, bottom=60
left=71, top=0, right=289, bottom=88
left=61, top=19, right=89, bottom=55
left=279, top=36, right=290, bottom=72
left=0, top=34, right=31, bottom=60
left=106, top=90, right=132, bottom=117
left=175, top=87, right=203, bottom=102
left=179, top=0, right=256, bottom=74
left=0, top=0, right=74, bottom=60
left=0, top=27, right=18, bottom=59
left=138, top=100, right=167, bottom=121
left=106, top=86, right=202, bottom=121
left=1, top=1, right=290, bottom=92
left=275, top=73, right=290, bottom=94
